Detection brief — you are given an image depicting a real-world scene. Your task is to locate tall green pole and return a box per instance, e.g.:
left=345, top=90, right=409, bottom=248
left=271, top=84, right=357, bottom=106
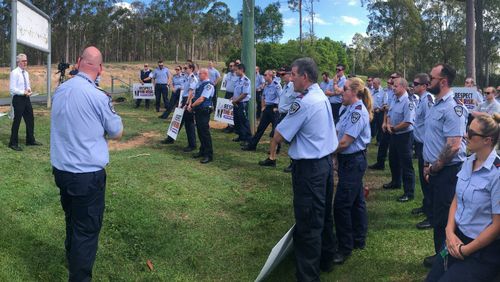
left=242, top=0, right=256, bottom=134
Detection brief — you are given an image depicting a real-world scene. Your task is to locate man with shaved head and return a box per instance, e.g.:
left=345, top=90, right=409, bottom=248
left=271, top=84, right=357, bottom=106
left=51, top=46, right=123, bottom=281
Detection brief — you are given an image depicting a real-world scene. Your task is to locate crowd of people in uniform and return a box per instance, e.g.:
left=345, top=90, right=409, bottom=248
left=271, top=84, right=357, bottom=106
left=6, top=47, right=500, bottom=282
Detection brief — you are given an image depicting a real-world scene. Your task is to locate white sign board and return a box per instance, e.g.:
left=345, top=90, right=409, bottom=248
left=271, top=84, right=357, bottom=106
left=452, top=87, right=483, bottom=110
left=16, top=1, right=50, bottom=52
left=133, top=83, right=155, bottom=100
left=220, top=73, right=228, bottom=91
left=214, top=98, right=234, bottom=125
left=166, top=108, right=185, bottom=140
left=255, top=225, right=295, bottom=282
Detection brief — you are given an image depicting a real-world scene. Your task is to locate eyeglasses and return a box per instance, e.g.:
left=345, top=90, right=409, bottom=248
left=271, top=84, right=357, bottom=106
left=390, top=76, right=399, bottom=79
left=336, top=68, right=343, bottom=72
left=484, top=91, right=494, bottom=95
left=413, top=81, right=425, bottom=86
left=367, top=80, right=372, bottom=82
left=467, top=129, right=487, bottom=139
left=175, top=69, right=180, bottom=71
left=430, top=76, right=444, bottom=81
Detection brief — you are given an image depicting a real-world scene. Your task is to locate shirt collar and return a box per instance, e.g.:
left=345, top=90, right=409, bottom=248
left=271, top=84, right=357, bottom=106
left=396, top=92, right=408, bottom=102
left=77, top=71, right=93, bottom=82
left=436, top=90, right=454, bottom=104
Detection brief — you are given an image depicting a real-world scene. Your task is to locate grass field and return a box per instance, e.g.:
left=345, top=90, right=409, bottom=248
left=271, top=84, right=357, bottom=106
left=0, top=96, right=433, bottom=281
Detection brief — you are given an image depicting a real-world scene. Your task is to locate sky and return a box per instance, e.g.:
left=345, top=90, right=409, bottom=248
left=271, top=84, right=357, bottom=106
left=121, top=0, right=370, bottom=45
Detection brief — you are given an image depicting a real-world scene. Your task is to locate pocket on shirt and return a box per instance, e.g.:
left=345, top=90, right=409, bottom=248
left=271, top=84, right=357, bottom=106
left=471, top=179, right=490, bottom=205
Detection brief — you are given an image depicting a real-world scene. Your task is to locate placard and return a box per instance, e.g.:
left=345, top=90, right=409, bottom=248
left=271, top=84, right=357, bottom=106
left=166, top=107, right=184, bottom=140
left=17, top=1, right=50, bottom=52
left=133, top=83, right=155, bottom=99
left=214, top=98, right=234, bottom=125
left=220, top=73, right=228, bottom=91
left=452, top=87, right=483, bottom=110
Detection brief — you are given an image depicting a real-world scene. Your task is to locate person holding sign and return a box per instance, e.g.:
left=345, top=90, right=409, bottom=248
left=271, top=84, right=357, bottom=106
left=8, top=53, right=42, bottom=151
left=189, top=68, right=214, bottom=164
left=161, top=64, right=198, bottom=152
left=135, top=64, right=152, bottom=109
left=472, top=87, right=500, bottom=117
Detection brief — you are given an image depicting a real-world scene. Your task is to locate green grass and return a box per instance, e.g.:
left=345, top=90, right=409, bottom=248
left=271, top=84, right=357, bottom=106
left=0, top=100, right=432, bottom=281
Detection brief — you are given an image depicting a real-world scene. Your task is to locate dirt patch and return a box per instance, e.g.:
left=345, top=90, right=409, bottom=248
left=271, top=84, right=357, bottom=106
left=0, top=106, right=10, bottom=113
left=108, top=131, right=161, bottom=151
left=209, top=120, right=229, bottom=129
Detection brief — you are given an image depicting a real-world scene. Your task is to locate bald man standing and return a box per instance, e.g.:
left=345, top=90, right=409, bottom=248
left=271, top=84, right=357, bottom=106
left=51, top=46, right=123, bottom=281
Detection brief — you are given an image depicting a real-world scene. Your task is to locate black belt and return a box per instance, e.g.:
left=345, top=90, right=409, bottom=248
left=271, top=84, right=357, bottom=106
left=265, top=104, right=278, bottom=107
left=338, top=150, right=366, bottom=158
left=292, top=154, right=330, bottom=163
left=156, top=83, right=168, bottom=85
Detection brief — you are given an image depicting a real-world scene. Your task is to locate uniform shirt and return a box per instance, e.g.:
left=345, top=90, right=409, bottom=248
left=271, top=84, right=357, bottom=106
left=150, top=67, right=171, bottom=84
left=455, top=150, right=500, bottom=239
left=263, top=80, right=282, bottom=105
left=224, top=71, right=238, bottom=93
left=319, top=80, right=330, bottom=93
left=277, top=83, right=338, bottom=160
left=10, top=67, right=31, bottom=96
left=194, top=79, right=215, bottom=107
left=474, top=99, right=500, bottom=115
left=496, top=96, right=500, bottom=104
left=413, top=92, right=434, bottom=143
left=255, top=73, right=265, bottom=90
left=182, top=73, right=198, bottom=97
left=385, top=88, right=396, bottom=109
left=172, top=74, right=186, bottom=91
left=208, top=67, right=221, bottom=84
left=273, top=76, right=281, bottom=84
left=233, top=75, right=251, bottom=102
left=336, top=100, right=371, bottom=154
left=387, top=92, right=415, bottom=134
left=279, top=81, right=298, bottom=114
left=423, top=90, right=467, bottom=164
left=140, top=69, right=152, bottom=83
left=330, top=75, right=346, bottom=104
left=372, top=87, right=387, bottom=110
left=50, top=72, right=123, bottom=173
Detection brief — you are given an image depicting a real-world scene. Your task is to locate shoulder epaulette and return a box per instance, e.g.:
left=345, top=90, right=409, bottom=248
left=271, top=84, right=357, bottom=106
left=355, top=104, right=362, bottom=110
left=427, top=95, right=434, bottom=103
left=494, top=157, right=500, bottom=168
left=96, top=86, right=111, bottom=97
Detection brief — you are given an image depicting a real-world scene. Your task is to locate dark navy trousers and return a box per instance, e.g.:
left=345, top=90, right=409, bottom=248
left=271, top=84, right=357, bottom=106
left=426, top=228, right=500, bottom=282
left=154, top=84, right=169, bottom=111
left=292, top=155, right=336, bottom=282
left=194, top=107, right=213, bottom=158
left=389, top=131, right=415, bottom=197
left=334, top=151, right=368, bottom=255
left=166, top=97, right=196, bottom=148
left=415, top=141, right=433, bottom=220
left=53, top=167, right=106, bottom=282
left=233, top=102, right=251, bottom=142
left=248, top=104, right=279, bottom=149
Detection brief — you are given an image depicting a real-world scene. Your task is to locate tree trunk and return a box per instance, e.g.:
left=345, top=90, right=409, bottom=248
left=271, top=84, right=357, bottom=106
left=465, top=0, right=475, bottom=81
left=191, top=33, right=195, bottom=61
left=475, top=0, right=483, bottom=87
left=299, top=0, right=303, bottom=52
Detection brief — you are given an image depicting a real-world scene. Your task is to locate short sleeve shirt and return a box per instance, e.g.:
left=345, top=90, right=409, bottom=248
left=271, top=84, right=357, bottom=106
left=413, top=92, right=434, bottom=143
left=278, top=82, right=298, bottom=114
left=263, top=80, right=282, bottom=105
left=336, top=100, right=371, bottom=154
left=387, top=92, right=415, bottom=134
left=233, top=75, right=251, bottom=102
left=182, top=73, right=198, bottom=97
left=150, top=67, right=170, bottom=84
left=474, top=100, right=500, bottom=115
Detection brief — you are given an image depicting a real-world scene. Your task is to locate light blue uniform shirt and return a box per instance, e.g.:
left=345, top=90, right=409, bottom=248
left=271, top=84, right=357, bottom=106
left=224, top=71, right=238, bottom=93
left=277, top=83, right=338, bottom=160
left=182, top=73, right=198, bottom=98
left=319, top=80, right=330, bottom=93
left=336, top=100, right=371, bottom=154
left=208, top=67, right=220, bottom=84
left=385, top=88, right=396, bottom=109
left=50, top=72, right=123, bottom=173
left=150, top=67, right=170, bottom=84
left=387, top=92, right=415, bottom=134
left=172, top=74, right=186, bottom=91
left=455, top=150, right=500, bottom=239
left=330, top=76, right=345, bottom=104
left=255, top=73, right=265, bottom=90
left=278, top=82, right=298, bottom=114
left=199, top=79, right=215, bottom=100
left=273, top=76, right=281, bottom=84
left=233, top=75, right=251, bottom=102
left=263, top=80, right=282, bottom=105
left=372, top=87, right=387, bottom=110
left=423, top=90, right=467, bottom=164
left=413, top=92, right=434, bottom=143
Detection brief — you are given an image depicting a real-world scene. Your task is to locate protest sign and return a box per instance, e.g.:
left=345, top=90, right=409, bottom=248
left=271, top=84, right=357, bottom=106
left=255, top=225, right=295, bottom=282
left=166, top=108, right=184, bottom=140
left=220, top=73, right=227, bottom=91
left=452, top=87, right=482, bottom=110
left=214, top=98, right=234, bottom=125
left=133, top=83, right=155, bottom=100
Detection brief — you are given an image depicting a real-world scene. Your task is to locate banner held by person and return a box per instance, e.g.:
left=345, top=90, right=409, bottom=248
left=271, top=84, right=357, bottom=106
left=133, top=83, right=155, bottom=100
left=166, top=108, right=184, bottom=140
left=214, top=98, right=234, bottom=125
left=452, top=87, right=481, bottom=110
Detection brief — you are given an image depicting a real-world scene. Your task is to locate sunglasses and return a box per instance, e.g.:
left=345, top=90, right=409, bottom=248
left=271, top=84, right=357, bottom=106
left=413, top=81, right=426, bottom=86
left=485, top=91, right=494, bottom=95
left=467, top=129, right=487, bottom=139
left=336, top=68, right=343, bottom=72
left=390, top=76, right=399, bottom=79
left=175, top=69, right=180, bottom=71
left=367, top=80, right=372, bottom=82
left=183, top=67, right=187, bottom=70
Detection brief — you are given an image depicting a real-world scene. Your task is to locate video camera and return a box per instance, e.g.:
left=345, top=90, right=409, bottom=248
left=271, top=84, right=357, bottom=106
left=56, top=61, right=71, bottom=75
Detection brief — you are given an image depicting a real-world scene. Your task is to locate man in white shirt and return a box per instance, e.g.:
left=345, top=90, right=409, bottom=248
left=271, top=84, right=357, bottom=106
left=8, top=53, right=41, bottom=151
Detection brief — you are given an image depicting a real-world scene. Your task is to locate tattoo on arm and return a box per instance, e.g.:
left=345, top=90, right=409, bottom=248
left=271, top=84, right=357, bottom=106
left=433, top=137, right=461, bottom=172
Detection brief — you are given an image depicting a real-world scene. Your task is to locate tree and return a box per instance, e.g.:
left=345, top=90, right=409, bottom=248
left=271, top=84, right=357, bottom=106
left=288, top=0, right=303, bottom=51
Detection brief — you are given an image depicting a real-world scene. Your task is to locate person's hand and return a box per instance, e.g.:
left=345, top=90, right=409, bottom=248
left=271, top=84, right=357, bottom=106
left=387, top=126, right=394, bottom=134
left=261, top=107, right=265, bottom=112
left=424, top=166, right=431, bottom=183
left=445, top=229, right=465, bottom=260
left=232, top=100, right=238, bottom=106
left=187, top=106, right=192, bottom=112
left=382, top=122, right=387, bottom=133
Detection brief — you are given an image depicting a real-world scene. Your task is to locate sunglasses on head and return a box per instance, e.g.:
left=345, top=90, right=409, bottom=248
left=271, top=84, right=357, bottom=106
left=467, top=129, right=487, bottom=139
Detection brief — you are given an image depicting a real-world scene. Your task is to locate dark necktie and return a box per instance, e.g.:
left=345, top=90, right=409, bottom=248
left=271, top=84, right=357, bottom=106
left=22, top=70, right=27, bottom=90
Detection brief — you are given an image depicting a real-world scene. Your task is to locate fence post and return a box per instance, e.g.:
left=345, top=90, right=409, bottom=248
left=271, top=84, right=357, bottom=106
left=111, top=76, right=114, bottom=94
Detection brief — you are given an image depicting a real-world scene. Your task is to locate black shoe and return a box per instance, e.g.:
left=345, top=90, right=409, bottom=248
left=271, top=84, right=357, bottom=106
left=353, top=242, right=366, bottom=250
left=232, top=137, right=241, bottom=142
left=423, top=255, right=437, bottom=268
left=200, top=157, right=213, bottom=164
left=320, top=261, right=334, bottom=273
left=9, top=144, right=22, bottom=151
left=160, top=139, right=174, bottom=144
left=368, top=163, right=384, bottom=170
left=333, top=253, right=350, bottom=265
left=158, top=114, right=168, bottom=119
left=241, top=145, right=256, bottom=151
left=183, top=146, right=195, bottom=152
left=411, top=206, right=424, bottom=215
left=240, top=141, right=249, bottom=147
left=397, top=195, right=414, bottom=202
left=223, top=127, right=234, bottom=133
left=283, top=164, right=292, bottom=173
left=259, top=158, right=276, bottom=167
left=383, top=182, right=400, bottom=190
left=192, top=153, right=203, bottom=158
left=416, top=219, right=432, bottom=230
left=26, top=141, right=42, bottom=146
